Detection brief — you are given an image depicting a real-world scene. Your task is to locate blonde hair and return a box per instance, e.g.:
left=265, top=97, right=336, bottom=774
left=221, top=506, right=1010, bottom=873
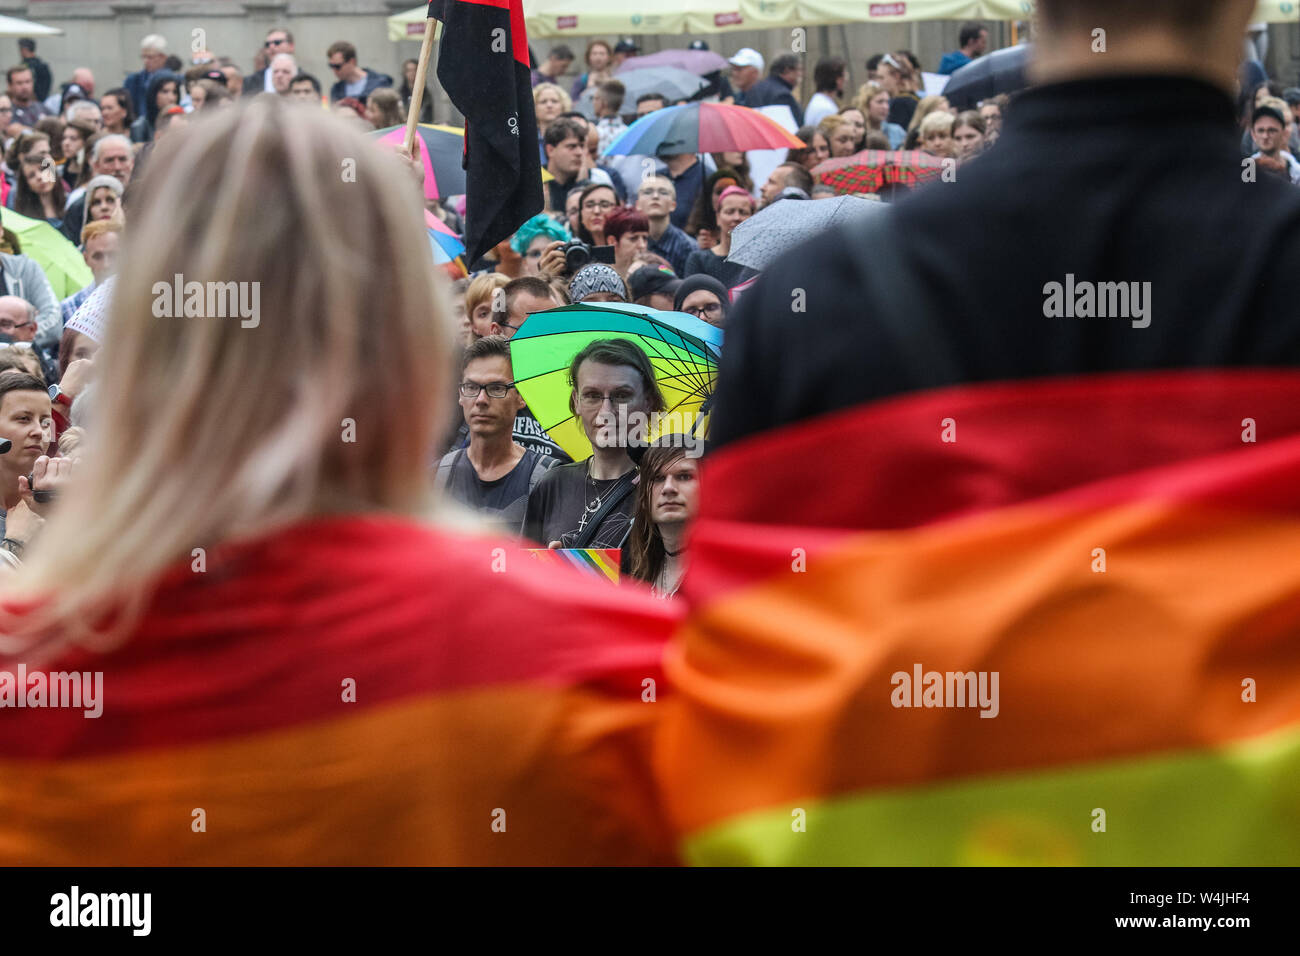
left=464, top=273, right=508, bottom=321
left=907, top=95, right=951, bottom=137
left=919, top=110, right=955, bottom=138
left=817, top=114, right=846, bottom=138
left=0, top=98, right=450, bottom=656
left=853, top=82, right=890, bottom=130
left=532, top=82, right=572, bottom=114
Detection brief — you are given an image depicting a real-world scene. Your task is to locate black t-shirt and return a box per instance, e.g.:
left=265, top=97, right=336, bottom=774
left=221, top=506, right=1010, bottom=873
left=440, top=447, right=555, bottom=535
left=514, top=406, right=573, bottom=465
left=521, top=460, right=637, bottom=549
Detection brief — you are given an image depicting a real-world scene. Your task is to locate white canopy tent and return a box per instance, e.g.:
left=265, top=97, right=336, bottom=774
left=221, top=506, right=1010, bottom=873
left=389, top=0, right=1032, bottom=41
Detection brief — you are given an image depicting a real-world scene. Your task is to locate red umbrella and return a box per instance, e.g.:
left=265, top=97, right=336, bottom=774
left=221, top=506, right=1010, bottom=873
left=812, top=149, right=949, bottom=195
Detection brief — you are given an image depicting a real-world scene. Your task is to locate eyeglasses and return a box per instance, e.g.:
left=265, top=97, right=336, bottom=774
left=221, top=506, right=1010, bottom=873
left=265, top=38, right=288, bottom=48
left=582, top=200, right=616, bottom=211
left=459, top=381, right=517, bottom=399
left=684, top=302, right=722, bottom=318
left=328, top=60, right=346, bottom=71
left=578, top=388, right=638, bottom=409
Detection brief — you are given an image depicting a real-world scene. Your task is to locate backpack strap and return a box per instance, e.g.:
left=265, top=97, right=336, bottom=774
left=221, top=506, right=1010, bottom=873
left=570, top=468, right=637, bottom=550
left=434, top=449, right=463, bottom=492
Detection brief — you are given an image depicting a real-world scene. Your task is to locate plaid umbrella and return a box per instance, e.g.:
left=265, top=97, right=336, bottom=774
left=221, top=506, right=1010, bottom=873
left=604, top=102, right=804, bottom=157
left=812, top=149, right=949, bottom=196
left=726, top=196, right=886, bottom=271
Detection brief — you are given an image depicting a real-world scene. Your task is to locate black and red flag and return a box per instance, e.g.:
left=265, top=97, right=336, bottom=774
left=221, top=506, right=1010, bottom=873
left=427, top=0, right=542, bottom=265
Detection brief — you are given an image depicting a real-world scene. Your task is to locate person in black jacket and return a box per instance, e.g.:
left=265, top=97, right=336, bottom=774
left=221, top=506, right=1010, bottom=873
left=17, top=40, right=51, bottom=104
left=712, top=0, right=1300, bottom=448
left=742, top=54, right=806, bottom=127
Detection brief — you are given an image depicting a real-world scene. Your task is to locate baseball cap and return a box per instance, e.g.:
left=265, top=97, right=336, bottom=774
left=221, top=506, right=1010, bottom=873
left=628, top=266, right=681, bottom=302
left=729, top=48, right=765, bottom=72
left=614, top=39, right=641, bottom=55
left=1252, top=104, right=1287, bottom=128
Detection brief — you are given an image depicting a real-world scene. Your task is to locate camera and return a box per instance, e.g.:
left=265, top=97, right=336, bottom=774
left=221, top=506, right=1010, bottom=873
left=560, top=238, right=615, bottom=273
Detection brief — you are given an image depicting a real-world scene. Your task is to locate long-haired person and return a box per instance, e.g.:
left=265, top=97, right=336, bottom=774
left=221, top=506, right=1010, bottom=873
left=853, top=81, right=908, bottom=150
left=365, top=87, right=405, bottom=129
left=627, top=441, right=701, bottom=599
left=4, top=132, right=67, bottom=227
left=0, top=99, right=676, bottom=866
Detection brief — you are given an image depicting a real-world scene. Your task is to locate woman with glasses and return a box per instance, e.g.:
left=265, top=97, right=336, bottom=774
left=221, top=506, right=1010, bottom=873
left=575, top=182, right=618, bottom=246
left=4, top=132, right=67, bottom=228
left=673, top=275, right=729, bottom=330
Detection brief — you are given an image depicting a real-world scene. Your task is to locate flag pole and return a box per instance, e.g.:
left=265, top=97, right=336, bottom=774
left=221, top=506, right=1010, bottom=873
left=404, top=10, right=438, bottom=158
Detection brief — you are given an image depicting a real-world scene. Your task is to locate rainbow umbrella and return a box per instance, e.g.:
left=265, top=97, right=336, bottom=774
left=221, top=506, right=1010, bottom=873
left=509, top=302, right=722, bottom=462
left=372, top=123, right=554, bottom=201
left=424, top=210, right=466, bottom=276
left=603, top=102, right=804, bottom=157
left=372, top=123, right=467, bottom=201
left=812, top=149, right=949, bottom=196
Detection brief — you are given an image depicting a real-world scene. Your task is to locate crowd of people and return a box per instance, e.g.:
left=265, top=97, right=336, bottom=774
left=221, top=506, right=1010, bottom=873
left=0, top=0, right=1293, bottom=870
left=1, top=17, right=1297, bottom=596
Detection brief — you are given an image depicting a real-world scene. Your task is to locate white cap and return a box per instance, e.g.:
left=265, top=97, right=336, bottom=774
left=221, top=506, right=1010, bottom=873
left=729, top=48, right=765, bottom=72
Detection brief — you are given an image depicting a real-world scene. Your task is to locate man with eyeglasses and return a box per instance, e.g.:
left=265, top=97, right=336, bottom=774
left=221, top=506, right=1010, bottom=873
left=636, top=176, right=696, bottom=275
left=435, top=336, right=558, bottom=534
left=487, top=277, right=573, bottom=464
left=523, top=338, right=666, bottom=554
left=325, top=41, right=392, bottom=105
left=244, top=28, right=295, bottom=98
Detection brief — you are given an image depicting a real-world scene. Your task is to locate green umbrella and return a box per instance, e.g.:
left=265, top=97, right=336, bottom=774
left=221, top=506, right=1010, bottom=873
left=509, top=302, right=722, bottom=462
left=1, top=206, right=92, bottom=299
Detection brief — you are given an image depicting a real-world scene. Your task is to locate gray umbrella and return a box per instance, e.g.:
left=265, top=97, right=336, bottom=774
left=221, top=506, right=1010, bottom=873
left=576, top=66, right=708, bottom=120
left=944, top=44, right=1033, bottom=110
left=726, top=196, right=887, bottom=271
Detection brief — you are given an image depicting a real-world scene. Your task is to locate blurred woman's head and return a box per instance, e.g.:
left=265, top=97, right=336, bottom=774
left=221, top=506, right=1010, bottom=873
left=366, top=88, right=405, bottom=129
left=819, top=115, right=858, bottom=158
left=532, top=82, right=571, bottom=127
left=953, top=110, right=987, bottom=160
left=85, top=175, right=124, bottom=224
left=1, top=98, right=450, bottom=648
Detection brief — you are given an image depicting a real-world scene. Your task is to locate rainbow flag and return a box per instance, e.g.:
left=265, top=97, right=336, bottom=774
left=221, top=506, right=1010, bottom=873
left=656, top=370, right=1300, bottom=865
left=0, top=517, right=677, bottom=865
left=526, top=548, right=621, bottom=585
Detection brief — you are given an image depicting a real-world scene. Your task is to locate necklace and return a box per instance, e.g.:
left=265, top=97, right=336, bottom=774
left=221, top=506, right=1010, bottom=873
left=664, top=545, right=687, bottom=557
left=577, top=461, right=618, bottom=532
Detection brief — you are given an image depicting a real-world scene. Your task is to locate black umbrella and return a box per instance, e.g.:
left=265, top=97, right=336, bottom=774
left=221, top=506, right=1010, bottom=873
left=944, top=44, right=1033, bottom=110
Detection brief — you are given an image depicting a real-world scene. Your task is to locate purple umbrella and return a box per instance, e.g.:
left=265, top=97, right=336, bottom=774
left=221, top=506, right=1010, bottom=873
left=616, top=49, right=730, bottom=77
